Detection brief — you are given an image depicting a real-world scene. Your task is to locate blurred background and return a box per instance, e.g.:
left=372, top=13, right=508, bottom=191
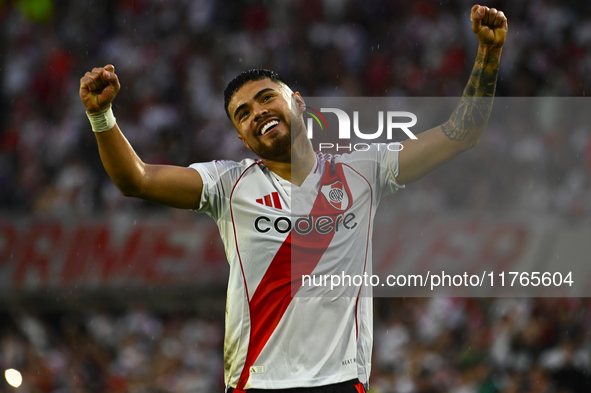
left=1, top=0, right=591, bottom=392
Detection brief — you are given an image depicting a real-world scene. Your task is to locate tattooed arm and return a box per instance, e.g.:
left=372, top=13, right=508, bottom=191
left=396, top=5, right=507, bottom=185
left=441, top=48, right=500, bottom=143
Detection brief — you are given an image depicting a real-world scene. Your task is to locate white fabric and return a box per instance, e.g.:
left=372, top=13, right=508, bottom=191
left=190, top=144, right=402, bottom=390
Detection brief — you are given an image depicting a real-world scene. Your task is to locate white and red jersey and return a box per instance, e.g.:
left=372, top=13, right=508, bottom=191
left=189, top=144, right=403, bottom=391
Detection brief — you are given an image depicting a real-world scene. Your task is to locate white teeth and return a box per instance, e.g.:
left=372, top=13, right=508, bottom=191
left=260, top=120, right=279, bottom=135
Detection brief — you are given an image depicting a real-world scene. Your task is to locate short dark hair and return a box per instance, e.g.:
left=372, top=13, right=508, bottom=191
left=224, top=69, right=287, bottom=119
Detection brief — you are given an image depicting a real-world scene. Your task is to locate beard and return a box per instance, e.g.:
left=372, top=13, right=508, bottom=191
left=252, top=130, right=292, bottom=161
left=250, top=114, right=309, bottom=163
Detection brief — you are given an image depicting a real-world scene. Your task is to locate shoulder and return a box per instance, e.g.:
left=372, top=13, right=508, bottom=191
left=190, top=157, right=261, bottom=175
left=189, top=158, right=267, bottom=192
left=327, top=144, right=392, bottom=164
left=313, top=149, right=381, bottom=169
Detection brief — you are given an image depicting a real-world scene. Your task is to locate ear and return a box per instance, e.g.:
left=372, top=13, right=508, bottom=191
left=292, top=92, right=306, bottom=114
left=238, top=134, right=253, bottom=152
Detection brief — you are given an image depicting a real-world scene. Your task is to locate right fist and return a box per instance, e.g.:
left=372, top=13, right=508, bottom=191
left=79, top=64, right=120, bottom=113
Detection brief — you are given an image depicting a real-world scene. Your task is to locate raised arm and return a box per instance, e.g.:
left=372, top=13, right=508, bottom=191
left=396, top=4, right=508, bottom=185
left=79, top=65, right=203, bottom=209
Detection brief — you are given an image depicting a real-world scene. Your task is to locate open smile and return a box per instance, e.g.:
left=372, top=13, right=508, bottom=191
left=258, top=119, right=279, bottom=136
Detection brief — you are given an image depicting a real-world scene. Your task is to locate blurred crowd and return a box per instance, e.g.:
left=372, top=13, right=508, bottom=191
left=1, top=0, right=591, bottom=219
left=1, top=1, right=591, bottom=392
left=372, top=298, right=591, bottom=393
left=1, top=298, right=590, bottom=392
left=0, top=304, right=224, bottom=393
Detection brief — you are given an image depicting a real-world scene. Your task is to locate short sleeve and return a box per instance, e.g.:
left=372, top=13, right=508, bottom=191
left=189, top=160, right=240, bottom=219
left=340, top=143, right=405, bottom=200
left=378, top=143, right=405, bottom=198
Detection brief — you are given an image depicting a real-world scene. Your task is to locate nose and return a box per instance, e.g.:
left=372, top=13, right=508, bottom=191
left=253, top=104, right=269, bottom=122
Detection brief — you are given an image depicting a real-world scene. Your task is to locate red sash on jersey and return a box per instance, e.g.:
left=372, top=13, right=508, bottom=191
left=234, top=162, right=354, bottom=390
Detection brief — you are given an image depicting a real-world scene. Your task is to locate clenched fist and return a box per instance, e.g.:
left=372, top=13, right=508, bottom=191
left=471, top=4, right=508, bottom=50
left=79, top=64, right=120, bottom=113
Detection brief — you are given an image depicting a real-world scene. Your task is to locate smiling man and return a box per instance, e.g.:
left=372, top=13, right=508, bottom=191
left=80, top=5, right=507, bottom=393
left=224, top=72, right=316, bottom=186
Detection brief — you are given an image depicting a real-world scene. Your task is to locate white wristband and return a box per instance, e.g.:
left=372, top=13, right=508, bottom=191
left=86, top=106, right=116, bottom=133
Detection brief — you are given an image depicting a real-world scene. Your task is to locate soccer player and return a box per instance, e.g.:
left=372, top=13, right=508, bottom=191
left=79, top=5, right=507, bottom=393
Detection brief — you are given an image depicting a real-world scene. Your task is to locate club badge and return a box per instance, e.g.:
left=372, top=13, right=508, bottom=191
left=320, top=181, right=350, bottom=211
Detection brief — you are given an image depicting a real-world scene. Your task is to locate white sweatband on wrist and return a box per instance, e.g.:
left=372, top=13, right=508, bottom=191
left=86, top=106, right=116, bottom=133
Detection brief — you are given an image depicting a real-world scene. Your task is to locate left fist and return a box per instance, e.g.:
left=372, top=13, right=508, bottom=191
left=471, top=4, right=508, bottom=50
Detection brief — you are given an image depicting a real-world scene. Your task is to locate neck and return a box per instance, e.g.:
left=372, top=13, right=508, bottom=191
left=262, top=135, right=315, bottom=186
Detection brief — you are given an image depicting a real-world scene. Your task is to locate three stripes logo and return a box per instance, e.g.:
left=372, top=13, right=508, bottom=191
left=256, top=192, right=283, bottom=210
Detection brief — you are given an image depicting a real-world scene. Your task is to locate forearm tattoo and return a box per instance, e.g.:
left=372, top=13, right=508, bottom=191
left=442, top=52, right=500, bottom=141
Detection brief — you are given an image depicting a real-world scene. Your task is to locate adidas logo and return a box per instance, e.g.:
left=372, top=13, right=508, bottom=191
left=256, top=192, right=283, bottom=210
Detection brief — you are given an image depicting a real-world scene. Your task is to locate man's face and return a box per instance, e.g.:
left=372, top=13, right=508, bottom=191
left=228, top=78, right=302, bottom=162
